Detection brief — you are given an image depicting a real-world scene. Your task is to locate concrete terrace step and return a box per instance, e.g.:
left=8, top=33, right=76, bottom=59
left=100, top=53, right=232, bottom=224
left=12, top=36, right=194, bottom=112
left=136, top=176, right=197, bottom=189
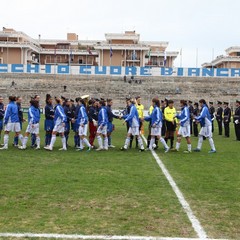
left=0, top=73, right=239, bottom=108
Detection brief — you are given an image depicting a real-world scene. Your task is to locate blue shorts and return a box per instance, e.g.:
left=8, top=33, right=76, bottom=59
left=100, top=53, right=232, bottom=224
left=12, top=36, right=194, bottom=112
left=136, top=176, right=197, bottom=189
left=107, top=122, right=114, bottom=133
left=44, top=119, right=54, bottom=131
left=73, top=122, right=80, bottom=132
left=65, top=122, right=71, bottom=132
left=0, top=119, right=3, bottom=130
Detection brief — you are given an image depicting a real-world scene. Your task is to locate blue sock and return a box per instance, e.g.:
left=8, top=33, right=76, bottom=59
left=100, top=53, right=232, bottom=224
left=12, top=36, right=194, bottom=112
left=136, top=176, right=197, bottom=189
left=45, top=134, right=48, bottom=146
left=14, top=136, right=18, bottom=145
left=108, top=136, right=111, bottom=146
left=74, top=135, right=78, bottom=147
left=77, top=135, right=80, bottom=147
left=47, top=133, right=52, bottom=145
left=31, top=134, right=36, bottom=146
left=65, top=135, right=69, bottom=145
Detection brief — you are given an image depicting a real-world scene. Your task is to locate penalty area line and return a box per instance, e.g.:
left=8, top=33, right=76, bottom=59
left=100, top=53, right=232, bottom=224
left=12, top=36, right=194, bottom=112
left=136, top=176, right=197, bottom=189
left=141, top=135, right=207, bottom=239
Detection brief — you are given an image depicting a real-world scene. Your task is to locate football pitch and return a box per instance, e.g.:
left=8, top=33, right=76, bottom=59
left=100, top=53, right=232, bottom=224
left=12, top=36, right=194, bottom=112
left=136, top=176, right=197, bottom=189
left=0, top=120, right=239, bottom=240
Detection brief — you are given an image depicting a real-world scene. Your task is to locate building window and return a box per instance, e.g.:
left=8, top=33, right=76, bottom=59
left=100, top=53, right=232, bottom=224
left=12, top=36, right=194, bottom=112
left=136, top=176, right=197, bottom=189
left=46, top=55, right=51, bottom=64
left=237, top=52, right=240, bottom=56
left=56, top=56, right=61, bottom=63
left=78, top=57, right=83, bottom=64
left=57, top=44, right=69, bottom=50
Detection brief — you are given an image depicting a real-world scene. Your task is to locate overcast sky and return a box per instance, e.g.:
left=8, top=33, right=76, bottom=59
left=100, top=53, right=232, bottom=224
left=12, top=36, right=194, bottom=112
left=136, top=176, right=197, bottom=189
left=1, top=0, right=240, bottom=67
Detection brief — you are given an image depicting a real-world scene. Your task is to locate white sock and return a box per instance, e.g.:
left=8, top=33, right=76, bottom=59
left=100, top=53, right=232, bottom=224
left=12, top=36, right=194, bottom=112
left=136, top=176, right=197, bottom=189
left=4, top=134, right=9, bottom=147
left=137, top=136, right=144, bottom=149
left=160, top=137, right=168, bottom=149
left=176, top=142, right=180, bottom=150
left=49, top=135, right=56, bottom=148
left=197, top=135, right=203, bottom=150
left=208, top=138, right=216, bottom=151
left=36, top=137, right=40, bottom=148
left=61, top=136, right=66, bottom=149
left=83, top=138, right=91, bottom=147
left=22, top=136, right=28, bottom=148
left=124, top=137, right=130, bottom=149
left=80, top=138, right=83, bottom=149
left=149, top=138, right=155, bottom=149
left=18, top=134, right=24, bottom=145
left=187, top=144, right=192, bottom=151
left=97, top=135, right=103, bottom=148
left=104, top=137, right=108, bottom=149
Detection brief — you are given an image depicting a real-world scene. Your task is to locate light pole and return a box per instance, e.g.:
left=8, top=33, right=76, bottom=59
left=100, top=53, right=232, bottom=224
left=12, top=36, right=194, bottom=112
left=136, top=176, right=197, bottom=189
left=196, top=48, right=198, bottom=68
left=180, top=48, right=182, bottom=68
left=38, top=34, right=41, bottom=65
left=6, top=36, right=8, bottom=64
left=211, top=48, right=214, bottom=71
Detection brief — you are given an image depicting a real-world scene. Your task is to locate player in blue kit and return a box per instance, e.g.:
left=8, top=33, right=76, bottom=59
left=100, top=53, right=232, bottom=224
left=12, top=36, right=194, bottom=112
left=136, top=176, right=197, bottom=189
left=0, top=96, right=24, bottom=150
left=144, top=97, right=169, bottom=152
left=174, top=100, right=192, bottom=153
left=19, top=99, right=41, bottom=149
left=96, top=99, right=109, bottom=151
left=44, top=97, right=67, bottom=151
left=76, top=98, right=92, bottom=151
left=193, top=99, right=216, bottom=153
left=44, top=94, right=54, bottom=147
left=0, top=96, right=5, bottom=144
left=121, top=98, right=144, bottom=151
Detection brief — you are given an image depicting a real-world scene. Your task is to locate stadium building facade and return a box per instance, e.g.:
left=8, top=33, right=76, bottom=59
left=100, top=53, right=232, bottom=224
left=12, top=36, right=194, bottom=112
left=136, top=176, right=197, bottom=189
left=0, top=27, right=178, bottom=68
left=202, top=46, right=240, bottom=68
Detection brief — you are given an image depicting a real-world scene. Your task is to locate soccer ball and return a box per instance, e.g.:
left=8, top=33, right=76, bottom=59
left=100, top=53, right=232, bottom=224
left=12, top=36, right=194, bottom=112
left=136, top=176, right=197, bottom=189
left=152, top=143, right=156, bottom=149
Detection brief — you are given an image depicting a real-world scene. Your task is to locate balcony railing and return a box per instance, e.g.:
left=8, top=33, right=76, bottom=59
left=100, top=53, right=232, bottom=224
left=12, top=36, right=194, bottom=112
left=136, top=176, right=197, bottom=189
left=94, top=43, right=149, bottom=50
left=126, top=56, right=140, bottom=61
left=0, top=31, right=41, bottom=47
left=212, top=56, right=240, bottom=65
left=0, top=41, right=41, bottom=52
left=40, top=48, right=98, bottom=55
left=145, top=61, right=165, bottom=67
left=44, top=60, right=97, bottom=66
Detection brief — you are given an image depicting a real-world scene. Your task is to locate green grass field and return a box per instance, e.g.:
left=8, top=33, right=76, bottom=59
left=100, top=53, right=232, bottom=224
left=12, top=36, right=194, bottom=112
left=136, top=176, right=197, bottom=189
left=0, top=119, right=239, bottom=239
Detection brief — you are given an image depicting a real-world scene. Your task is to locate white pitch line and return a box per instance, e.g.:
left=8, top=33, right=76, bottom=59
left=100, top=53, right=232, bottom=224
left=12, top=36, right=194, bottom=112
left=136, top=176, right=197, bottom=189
left=0, top=233, right=228, bottom=240
left=141, top=135, right=207, bottom=239
left=0, top=138, right=212, bottom=240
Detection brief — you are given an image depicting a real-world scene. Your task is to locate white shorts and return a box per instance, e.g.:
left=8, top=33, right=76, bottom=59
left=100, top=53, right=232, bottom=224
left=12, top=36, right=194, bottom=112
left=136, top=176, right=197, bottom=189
left=79, top=124, right=88, bottom=136
left=26, top=123, right=39, bottom=134
left=5, top=122, right=21, bottom=132
left=199, top=125, right=212, bottom=138
left=128, top=127, right=140, bottom=136
left=97, top=125, right=107, bottom=135
left=53, top=123, right=65, bottom=133
left=178, top=125, right=191, bottom=137
left=151, top=127, right=161, bottom=136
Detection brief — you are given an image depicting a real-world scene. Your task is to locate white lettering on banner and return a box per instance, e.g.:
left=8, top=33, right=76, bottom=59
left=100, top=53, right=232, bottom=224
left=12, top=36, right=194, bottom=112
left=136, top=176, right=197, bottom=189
left=1, top=64, right=240, bottom=77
